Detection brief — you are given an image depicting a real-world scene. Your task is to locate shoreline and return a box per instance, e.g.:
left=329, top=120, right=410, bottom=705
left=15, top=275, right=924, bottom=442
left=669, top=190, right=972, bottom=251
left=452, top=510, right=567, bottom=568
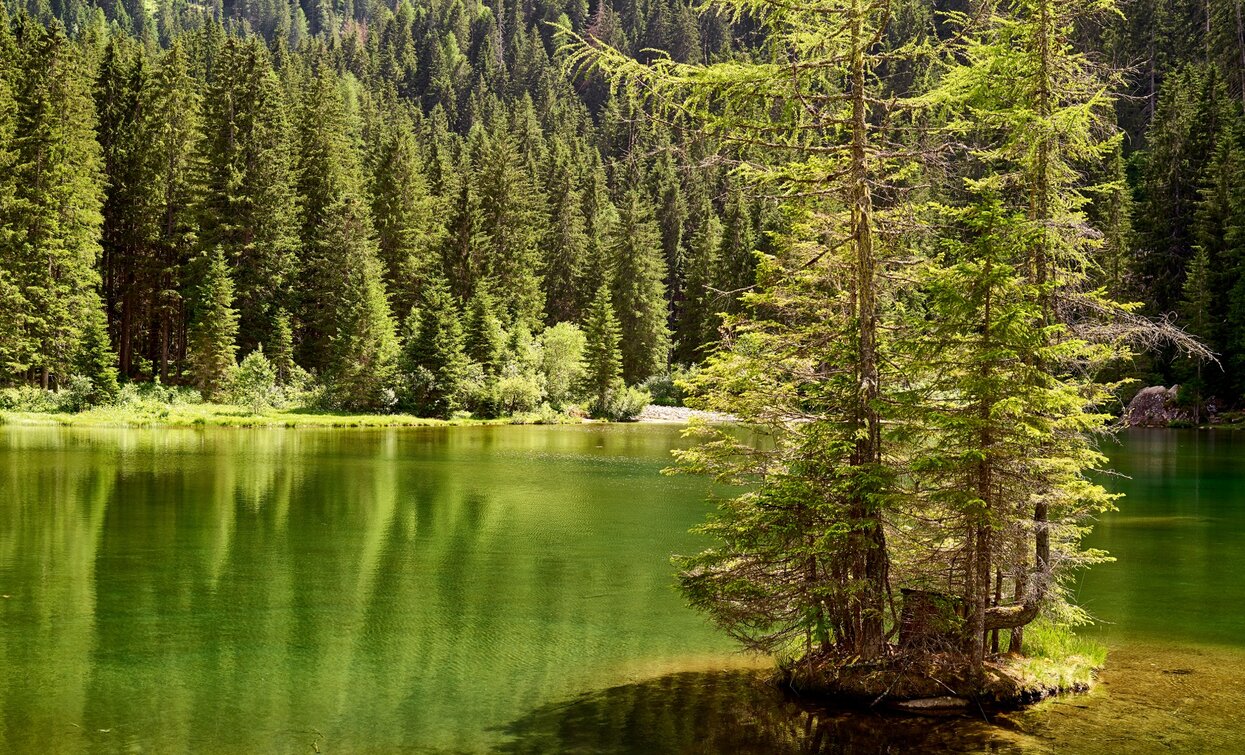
left=0, top=403, right=727, bottom=430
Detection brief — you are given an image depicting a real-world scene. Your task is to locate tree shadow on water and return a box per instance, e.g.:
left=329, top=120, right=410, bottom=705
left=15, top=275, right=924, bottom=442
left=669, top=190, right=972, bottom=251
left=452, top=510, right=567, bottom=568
left=492, top=670, right=1034, bottom=754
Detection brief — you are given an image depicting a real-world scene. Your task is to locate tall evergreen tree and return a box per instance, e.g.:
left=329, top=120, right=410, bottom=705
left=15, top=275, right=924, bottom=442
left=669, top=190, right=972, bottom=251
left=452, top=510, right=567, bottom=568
left=199, top=37, right=297, bottom=354
left=401, top=276, right=468, bottom=417
left=369, top=101, right=443, bottom=315
left=189, top=247, right=239, bottom=399
left=582, top=283, right=623, bottom=415
left=9, top=18, right=106, bottom=389
left=73, top=295, right=120, bottom=403
left=472, top=122, right=547, bottom=326
left=608, top=189, right=670, bottom=383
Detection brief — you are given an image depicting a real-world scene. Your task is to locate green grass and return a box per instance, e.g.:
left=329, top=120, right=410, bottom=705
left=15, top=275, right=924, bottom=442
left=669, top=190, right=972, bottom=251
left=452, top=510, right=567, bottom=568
left=1000, top=620, right=1107, bottom=693
left=0, top=403, right=523, bottom=429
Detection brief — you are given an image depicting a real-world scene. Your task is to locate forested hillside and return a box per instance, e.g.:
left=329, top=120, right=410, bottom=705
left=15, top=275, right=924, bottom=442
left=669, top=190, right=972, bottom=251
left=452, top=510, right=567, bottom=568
left=1, top=0, right=1244, bottom=413
left=0, top=0, right=769, bottom=415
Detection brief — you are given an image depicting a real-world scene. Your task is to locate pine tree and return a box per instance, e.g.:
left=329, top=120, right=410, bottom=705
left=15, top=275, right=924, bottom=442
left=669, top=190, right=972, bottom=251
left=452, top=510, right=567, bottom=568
left=608, top=189, right=670, bottom=384
left=189, top=247, right=239, bottom=399
left=582, top=284, right=623, bottom=416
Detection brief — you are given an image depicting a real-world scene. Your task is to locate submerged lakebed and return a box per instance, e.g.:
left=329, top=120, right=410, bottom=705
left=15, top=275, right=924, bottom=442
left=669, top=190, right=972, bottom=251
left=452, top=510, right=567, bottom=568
left=0, top=425, right=1242, bottom=753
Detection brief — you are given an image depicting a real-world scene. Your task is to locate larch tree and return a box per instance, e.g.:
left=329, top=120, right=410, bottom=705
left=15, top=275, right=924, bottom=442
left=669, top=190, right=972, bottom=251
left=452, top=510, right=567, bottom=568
left=568, top=0, right=909, bottom=663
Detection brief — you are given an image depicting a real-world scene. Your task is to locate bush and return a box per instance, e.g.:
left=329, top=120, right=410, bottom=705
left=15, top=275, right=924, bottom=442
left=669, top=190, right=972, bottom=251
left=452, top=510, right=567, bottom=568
left=639, top=364, right=699, bottom=407
left=496, top=373, right=544, bottom=415
left=538, top=322, right=587, bottom=408
left=232, top=347, right=280, bottom=414
left=0, top=385, right=57, bottom=412
left=58, top=375, right=98, bottom=413
left=459, top=363, right=500, bottom=418
left=591, top=380, right=651, bottom=421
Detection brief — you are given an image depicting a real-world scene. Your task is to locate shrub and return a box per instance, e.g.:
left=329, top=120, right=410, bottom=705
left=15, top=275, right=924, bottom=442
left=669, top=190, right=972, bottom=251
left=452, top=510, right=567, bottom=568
left=0, top=385, right=57, bottom=412
left=538, top=322, right=587, bottom=408
left=232, top=347, right=280, bottom=415
left=57, top=375, right=97, bottom=413
left=591, top=380, right=650, bottom=421
left=496, top=373, right=544, bottom=415
left=639, top=364, right=699, bottom=407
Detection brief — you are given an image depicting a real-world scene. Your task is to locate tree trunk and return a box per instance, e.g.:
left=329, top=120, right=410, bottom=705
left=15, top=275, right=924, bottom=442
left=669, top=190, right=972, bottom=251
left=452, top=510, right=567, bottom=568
left=847, top=0, right=889, bottom=660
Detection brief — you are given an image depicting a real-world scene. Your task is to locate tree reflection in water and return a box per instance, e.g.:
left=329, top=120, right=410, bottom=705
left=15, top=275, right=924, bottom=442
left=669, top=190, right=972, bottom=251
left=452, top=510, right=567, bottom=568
left=497, top=670, right=1035, bottom=754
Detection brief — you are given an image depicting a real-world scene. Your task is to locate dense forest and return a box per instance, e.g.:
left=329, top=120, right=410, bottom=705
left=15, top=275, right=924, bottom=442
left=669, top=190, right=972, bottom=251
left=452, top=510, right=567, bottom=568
left=0, top=0, right=770, bottom=417
left=0, top=0, right=1243, bottom=417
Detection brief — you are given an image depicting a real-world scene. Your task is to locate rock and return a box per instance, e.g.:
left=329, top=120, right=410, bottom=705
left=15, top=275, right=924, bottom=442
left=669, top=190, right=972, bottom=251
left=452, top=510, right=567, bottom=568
left=1124, top=385, right=1191, bottom=428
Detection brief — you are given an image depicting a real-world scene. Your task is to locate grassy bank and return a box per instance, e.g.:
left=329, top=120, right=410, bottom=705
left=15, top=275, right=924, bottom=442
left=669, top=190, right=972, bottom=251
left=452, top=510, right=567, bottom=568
left=1000, top=621, right=1107, bottom=694
left=0, top=403, right=515, bottom=428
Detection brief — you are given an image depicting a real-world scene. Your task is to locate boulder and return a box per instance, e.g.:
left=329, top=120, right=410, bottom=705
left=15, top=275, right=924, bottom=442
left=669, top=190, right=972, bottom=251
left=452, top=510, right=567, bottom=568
left=1124, top=385, right=1191, bottom=427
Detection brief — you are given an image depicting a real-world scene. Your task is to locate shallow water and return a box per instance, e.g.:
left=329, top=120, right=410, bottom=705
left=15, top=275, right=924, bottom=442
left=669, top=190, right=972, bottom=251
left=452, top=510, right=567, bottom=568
left=0, top=424, right=1241, bottom=752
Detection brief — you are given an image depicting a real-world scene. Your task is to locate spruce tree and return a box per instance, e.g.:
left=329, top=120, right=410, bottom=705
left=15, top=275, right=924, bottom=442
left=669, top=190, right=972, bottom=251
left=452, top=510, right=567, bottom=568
left=189, top=247, right=239, bottom=399
left=608, top=189, right=670, bottom=384
left=324, top=231, right=400, bottom=410
left=463, top=287, right=506, bottom=376
left=472, top=123, right=547, bottom=327
left=369, top=102, right=442, bottom=315
left=0, top=14, right=30, bottom=383
left=10, top=18, right=107, bottom=389
left=199, top=37, right=297, bottom=354
left=582, top=284, right=623, bottom=416
left=269, top=308, right=296, bottom=386
left=401, top=277, right=468, bottom=418
left=73, top=295, right=120, bottom=404
left=541, top=139, right=590, bottom=324
left=144, top=39, right=201, bottom=379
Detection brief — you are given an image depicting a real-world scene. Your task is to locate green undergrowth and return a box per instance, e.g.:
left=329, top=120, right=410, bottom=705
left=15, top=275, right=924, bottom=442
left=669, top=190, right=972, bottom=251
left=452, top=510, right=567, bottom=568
left=0, top=403, right=556, bottom=429
left=999, top=621, right=1107, bottom=694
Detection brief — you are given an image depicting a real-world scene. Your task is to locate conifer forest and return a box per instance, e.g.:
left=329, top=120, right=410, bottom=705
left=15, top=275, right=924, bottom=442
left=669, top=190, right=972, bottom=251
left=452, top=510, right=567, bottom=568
left=4, top=0, right=1245, bottom=738
left=1, top=0, right=1243, bottom=415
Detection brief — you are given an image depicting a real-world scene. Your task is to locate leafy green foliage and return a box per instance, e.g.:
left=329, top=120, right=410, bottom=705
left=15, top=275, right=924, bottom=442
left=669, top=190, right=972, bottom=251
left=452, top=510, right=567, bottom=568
left=232, top=346, right=279, bottom=415
left=538, top=322, right=586, bottom=409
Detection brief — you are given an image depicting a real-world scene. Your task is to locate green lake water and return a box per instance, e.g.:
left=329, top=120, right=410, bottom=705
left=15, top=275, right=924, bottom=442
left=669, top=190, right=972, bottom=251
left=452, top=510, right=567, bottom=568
left=1, top=424, right=1243, bottom=753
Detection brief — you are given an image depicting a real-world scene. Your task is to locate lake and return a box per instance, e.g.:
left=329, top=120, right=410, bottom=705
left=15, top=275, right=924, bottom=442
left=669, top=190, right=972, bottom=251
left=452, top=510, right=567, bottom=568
left=0, top=424, right=1242, bottom=753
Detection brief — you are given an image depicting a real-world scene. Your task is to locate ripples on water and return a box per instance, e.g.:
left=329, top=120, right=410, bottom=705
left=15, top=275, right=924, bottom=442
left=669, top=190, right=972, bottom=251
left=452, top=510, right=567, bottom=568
left=1, top=425, right=1243, bottom=753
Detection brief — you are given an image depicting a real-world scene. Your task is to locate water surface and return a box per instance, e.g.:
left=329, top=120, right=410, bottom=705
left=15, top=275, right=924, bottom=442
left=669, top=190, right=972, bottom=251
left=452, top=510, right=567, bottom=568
left=1, top=424, right=1242, bottom=752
